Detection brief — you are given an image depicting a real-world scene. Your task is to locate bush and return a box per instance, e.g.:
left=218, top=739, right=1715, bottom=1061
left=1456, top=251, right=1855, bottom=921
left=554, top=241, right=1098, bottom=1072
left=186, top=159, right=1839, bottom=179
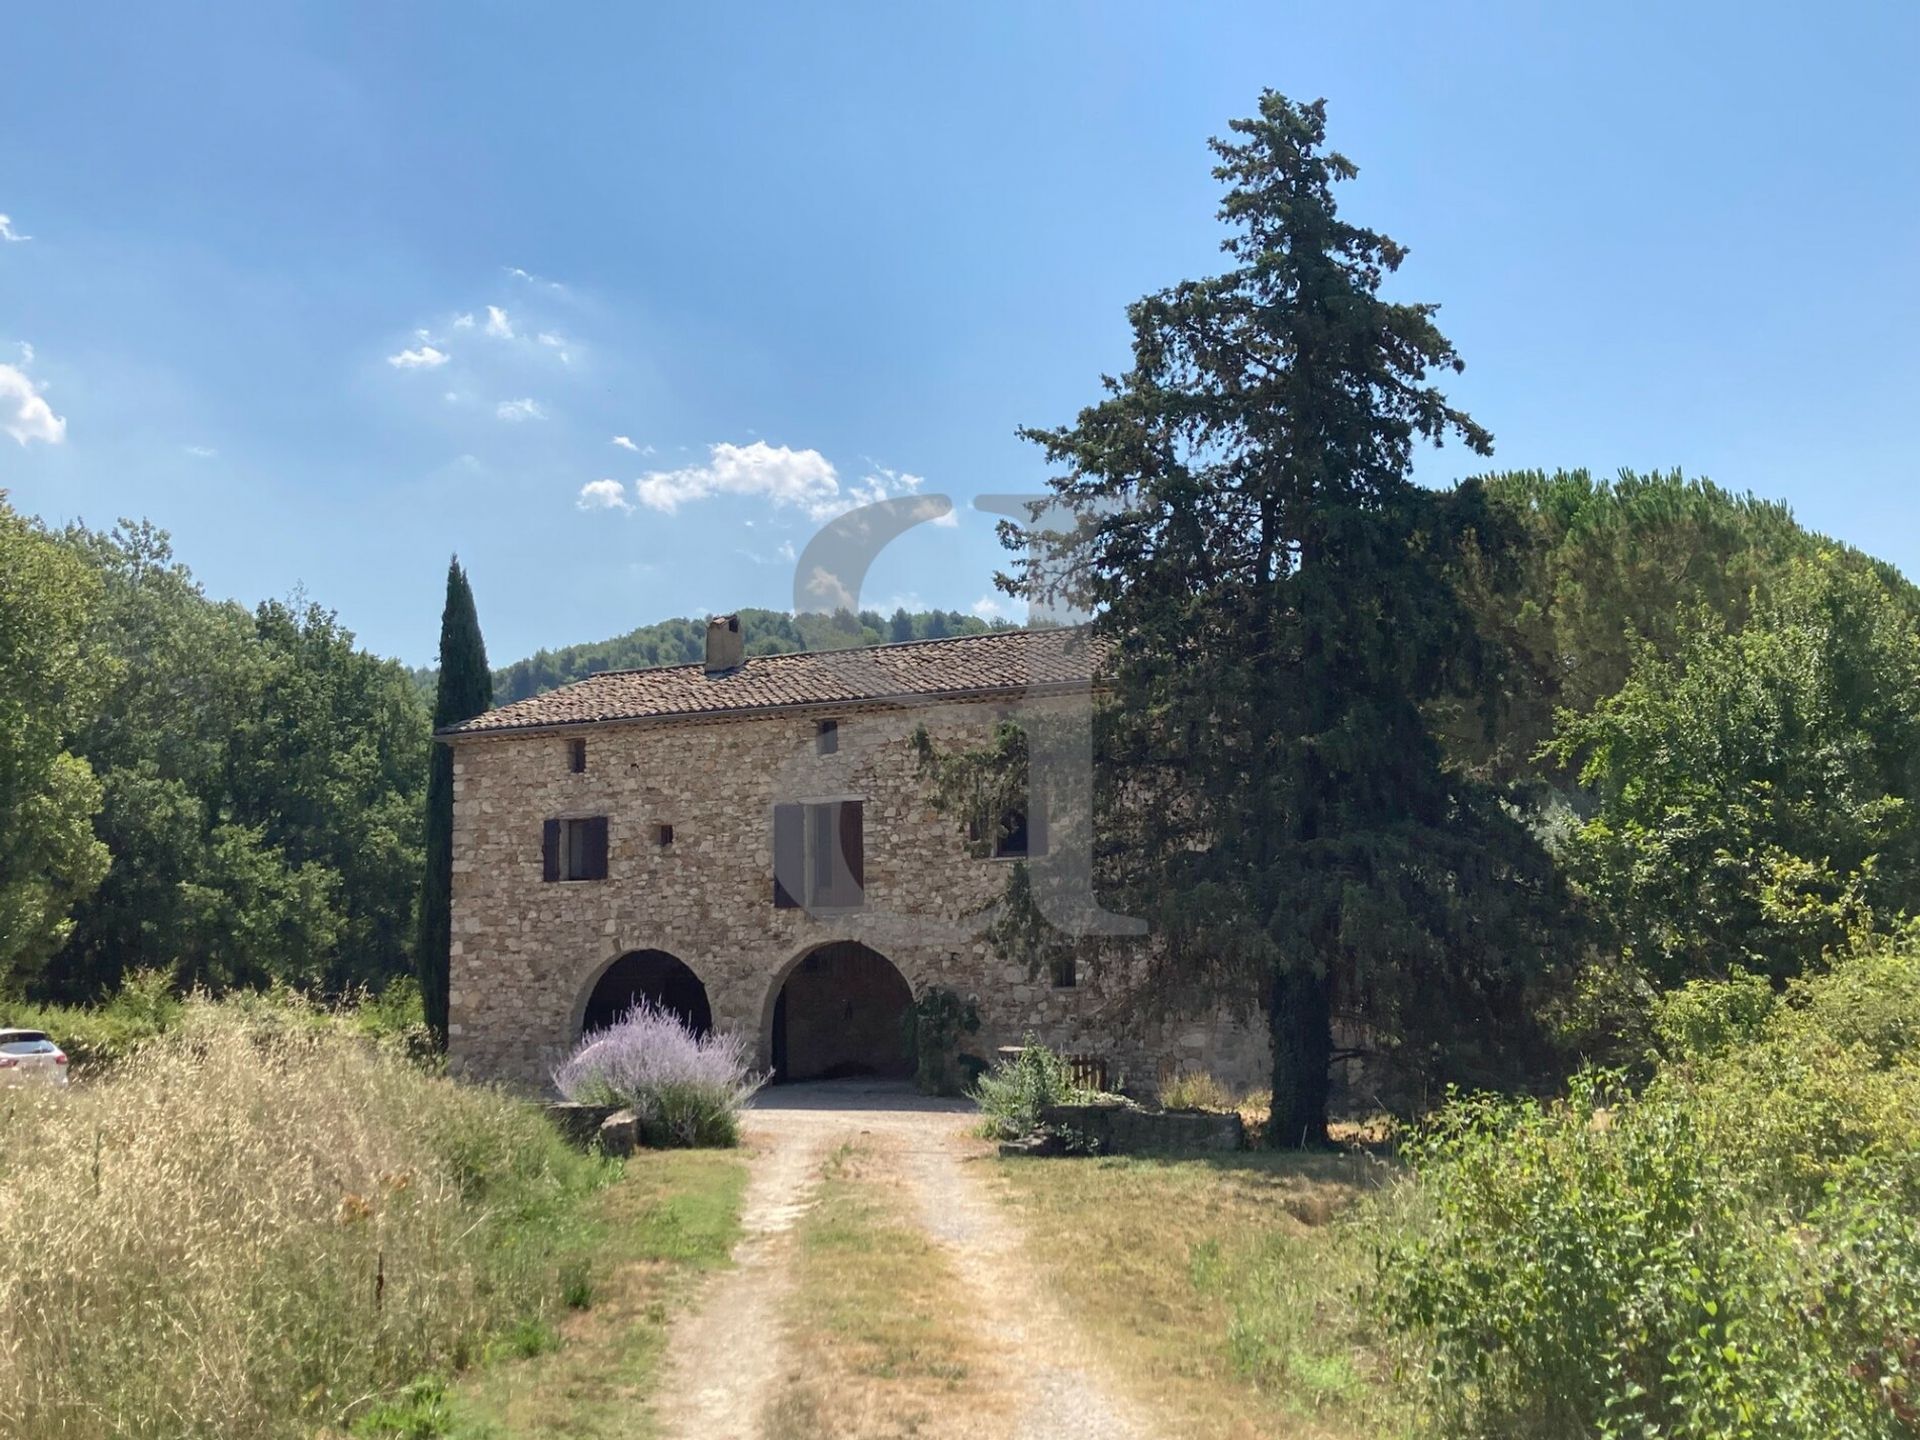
left=0, top=966, right=183, bottom=1070
left=901, top=985, right=980, bottom=1095
left=972, top=1040, right=1089, bottom=1139
left=1160, top=1069, right=1233, bottom=1112
left=553, top=1002, right=764, bottom=1148
left=1372, top=937, right=1920, bottom=1439
left=0, top=999, right=607, bottom=1438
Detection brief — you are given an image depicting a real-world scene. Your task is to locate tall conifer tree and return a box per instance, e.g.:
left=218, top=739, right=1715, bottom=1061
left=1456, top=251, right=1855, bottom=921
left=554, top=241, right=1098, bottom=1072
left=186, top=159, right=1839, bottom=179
left=997, top=94, right=1559, bottom=1145
left=418, top=557, right=491, bottom=1044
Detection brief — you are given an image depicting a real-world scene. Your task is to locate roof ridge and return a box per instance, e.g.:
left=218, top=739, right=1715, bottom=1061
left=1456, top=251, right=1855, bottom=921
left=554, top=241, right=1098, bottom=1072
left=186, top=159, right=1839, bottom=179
left=567, top=621, right=1069, bottom=683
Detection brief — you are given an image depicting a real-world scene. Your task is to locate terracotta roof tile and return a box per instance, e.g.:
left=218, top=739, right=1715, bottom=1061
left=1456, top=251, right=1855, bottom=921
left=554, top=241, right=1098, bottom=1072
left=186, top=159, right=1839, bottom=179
left=441, top=626, right=1101, bottom=737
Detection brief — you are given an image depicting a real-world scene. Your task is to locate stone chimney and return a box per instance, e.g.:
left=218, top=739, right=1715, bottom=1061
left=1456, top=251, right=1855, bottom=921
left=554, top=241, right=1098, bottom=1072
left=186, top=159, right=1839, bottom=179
left=705, top=614, right=744, bottom=675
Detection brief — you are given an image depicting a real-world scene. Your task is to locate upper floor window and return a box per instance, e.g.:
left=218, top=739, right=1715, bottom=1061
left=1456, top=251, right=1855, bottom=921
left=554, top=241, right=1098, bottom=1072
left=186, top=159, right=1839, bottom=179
left=542, top=816, right=608, bottom=882
left=816, top=719, right=839, bottom=755
left=772, top=800, right=863, bottom=911
left=568, top=738, right=588, bottom=773
left=972, top=797, right=1046, bottom=860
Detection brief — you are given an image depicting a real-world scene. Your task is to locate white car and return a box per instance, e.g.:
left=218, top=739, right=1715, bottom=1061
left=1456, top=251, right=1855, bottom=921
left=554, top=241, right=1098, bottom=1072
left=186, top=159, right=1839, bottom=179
left=0, top=1029, right=70, bottom=1086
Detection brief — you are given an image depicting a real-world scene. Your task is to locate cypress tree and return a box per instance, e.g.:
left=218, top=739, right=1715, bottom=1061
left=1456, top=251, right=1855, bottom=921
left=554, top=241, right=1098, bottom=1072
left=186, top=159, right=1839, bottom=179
left=418, top=556, right=492, bottom=1045
left=994, top=94, right=1560, bottom=1145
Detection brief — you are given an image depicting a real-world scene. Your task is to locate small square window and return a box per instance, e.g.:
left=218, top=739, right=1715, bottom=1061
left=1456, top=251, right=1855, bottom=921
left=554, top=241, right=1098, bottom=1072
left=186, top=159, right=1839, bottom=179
left=652, top=823, right=674, bottom=847
left=816, top=719, right=839, bottom=755
left=1051, top=953, right=1078, bottom=989
left=568, top=738, right=587, bottom=773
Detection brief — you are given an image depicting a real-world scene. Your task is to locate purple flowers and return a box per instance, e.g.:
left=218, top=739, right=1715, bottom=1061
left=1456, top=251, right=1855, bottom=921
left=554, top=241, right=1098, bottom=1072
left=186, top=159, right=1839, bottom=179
left=552, top=1002, right=765, bottom=1148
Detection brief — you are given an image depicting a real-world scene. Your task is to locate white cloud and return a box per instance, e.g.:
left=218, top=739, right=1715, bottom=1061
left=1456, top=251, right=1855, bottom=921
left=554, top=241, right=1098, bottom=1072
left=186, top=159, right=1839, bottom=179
left=577, top=478, right=632, bottom=511
left=0, top=363, right=65, bottom=446
left=16, top=341, right=33, bottom=363
left=611, top=434, right=639, bottom=452
left=0, top=214, right=29, bottom=243
left=496, top=397, right=546, bottom=422
left=632, top=441, right=842, bottom=517
left=776, top=539, right=797, bottom=562
left=184, top=444, right=217, bottom=459
left=537, top=331, right=565, bottom=348
left=483, top=305, right=514, bottom=339
left=505, top=265, right=568, bottom=293
left=971, top=592, right=1015, bottom=621
left=452, top=312, right=475, bottom=329
left=387, top=344, right=450, bottom=370
left=627, top=442, right=944, bottom=523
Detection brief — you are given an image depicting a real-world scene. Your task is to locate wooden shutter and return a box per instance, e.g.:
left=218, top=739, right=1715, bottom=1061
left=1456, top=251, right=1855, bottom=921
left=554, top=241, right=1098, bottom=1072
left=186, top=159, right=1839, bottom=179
left=541, top=819, right=561, bottom=882
left=772, top=803, right=802, bottom=909
left=585, top=816, right=609, bottom=880
left=838, top=801, right=864, bottom=904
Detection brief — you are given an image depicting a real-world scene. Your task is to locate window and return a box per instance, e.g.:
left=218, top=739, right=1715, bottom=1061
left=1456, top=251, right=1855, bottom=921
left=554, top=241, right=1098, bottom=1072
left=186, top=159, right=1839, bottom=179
left=1050, top=952, right=1078, bottom=989
left=652, top=823, right=674, bottom=848
left=542, top=816, right=608, bottom=882
left=772, top=800, right=864, bottom=910
left=977, top=798, right=1046, bottom=859
left=815, top=719, right=839, bottom=755
left=568, top=738, right=587, bottom=773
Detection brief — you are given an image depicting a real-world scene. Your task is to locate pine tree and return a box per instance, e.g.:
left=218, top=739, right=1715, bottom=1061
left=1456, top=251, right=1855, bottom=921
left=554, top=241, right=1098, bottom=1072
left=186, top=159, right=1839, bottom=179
left=418, top=557, right=492, bottom=1045
left=1000, top=94, right=1559, bottom=1145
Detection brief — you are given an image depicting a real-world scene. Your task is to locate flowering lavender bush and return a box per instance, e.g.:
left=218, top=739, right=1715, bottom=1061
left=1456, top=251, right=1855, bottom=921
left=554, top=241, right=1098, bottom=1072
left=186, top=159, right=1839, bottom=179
left=552, top=1002, right=765, bottom=1148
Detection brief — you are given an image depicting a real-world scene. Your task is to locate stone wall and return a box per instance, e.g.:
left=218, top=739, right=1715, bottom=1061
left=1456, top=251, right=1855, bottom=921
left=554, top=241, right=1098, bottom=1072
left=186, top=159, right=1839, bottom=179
left=446, top=695, right=1270, bottom=1095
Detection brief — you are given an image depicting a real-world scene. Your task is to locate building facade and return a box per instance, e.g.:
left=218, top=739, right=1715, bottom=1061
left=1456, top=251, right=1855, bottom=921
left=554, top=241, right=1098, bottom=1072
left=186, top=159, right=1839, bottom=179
left=442, top=620, right=1271, bottom=1095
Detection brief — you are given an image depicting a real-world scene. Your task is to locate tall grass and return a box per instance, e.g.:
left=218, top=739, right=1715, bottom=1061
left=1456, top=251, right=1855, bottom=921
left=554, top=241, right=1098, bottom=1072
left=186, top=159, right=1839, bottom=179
left=0, top=999, right=607, bottom=1439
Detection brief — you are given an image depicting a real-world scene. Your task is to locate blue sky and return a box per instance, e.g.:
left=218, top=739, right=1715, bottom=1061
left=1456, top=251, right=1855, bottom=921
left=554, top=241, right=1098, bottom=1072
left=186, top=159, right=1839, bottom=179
left=3, top=3, right=1916, bottom=667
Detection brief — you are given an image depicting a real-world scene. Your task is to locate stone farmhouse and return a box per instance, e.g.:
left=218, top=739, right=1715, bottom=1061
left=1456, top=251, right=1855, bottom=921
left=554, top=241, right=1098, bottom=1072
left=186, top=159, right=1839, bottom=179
left=440, top=617, right=1269, bottom=1094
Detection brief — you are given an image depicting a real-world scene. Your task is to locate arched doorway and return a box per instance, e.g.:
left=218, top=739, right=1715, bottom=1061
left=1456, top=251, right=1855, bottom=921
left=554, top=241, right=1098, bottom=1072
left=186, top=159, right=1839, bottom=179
left=771, top=941, right=912, bottom=1081
left=581, top=950, right=713, bottom=1036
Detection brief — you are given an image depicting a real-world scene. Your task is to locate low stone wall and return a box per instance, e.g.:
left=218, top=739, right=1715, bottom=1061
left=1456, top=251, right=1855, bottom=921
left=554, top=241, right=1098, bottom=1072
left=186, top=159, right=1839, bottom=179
left=1032, top=1102, right=1244, bottom=1154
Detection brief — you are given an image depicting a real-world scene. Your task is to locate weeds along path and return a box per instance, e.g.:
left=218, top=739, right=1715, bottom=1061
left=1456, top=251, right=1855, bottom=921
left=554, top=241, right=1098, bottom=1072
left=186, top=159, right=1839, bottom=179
left=650, top=1081, right=1152, bottom=1440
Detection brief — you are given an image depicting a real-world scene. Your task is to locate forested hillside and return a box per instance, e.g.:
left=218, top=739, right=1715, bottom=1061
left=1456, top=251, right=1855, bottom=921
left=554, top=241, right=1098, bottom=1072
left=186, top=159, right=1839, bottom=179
left=414, top=605, right=1006, bottom=704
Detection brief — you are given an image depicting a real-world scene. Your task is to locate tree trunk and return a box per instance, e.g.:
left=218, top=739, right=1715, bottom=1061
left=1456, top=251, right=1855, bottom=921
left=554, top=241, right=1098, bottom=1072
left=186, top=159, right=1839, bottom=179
left=1267, top=965, right=1332, bottom=1148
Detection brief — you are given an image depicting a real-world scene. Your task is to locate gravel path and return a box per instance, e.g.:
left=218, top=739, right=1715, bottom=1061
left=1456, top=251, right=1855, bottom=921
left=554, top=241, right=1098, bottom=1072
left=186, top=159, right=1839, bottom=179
left=650, top=1080, right=1151, bottom=1440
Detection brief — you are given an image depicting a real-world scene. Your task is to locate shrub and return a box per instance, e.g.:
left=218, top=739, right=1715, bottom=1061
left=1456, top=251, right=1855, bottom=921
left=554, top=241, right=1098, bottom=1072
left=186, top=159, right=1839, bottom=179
left=901, top=985, right=980, bottom=1095
left=1373, top=937, right=1920, bottom=1439
left=553, top=1002, right=764, bottom=1148
left=1160, top=1069, right=1233, bottom=1112
left=0, top=999, right=606, bottom=1438
left=972, top=1039, right=1089, bottom=1139
left=0, top=966, right=183, bottom=1071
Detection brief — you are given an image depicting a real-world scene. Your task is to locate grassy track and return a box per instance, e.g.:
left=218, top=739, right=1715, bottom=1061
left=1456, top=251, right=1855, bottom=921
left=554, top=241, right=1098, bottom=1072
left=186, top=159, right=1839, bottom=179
left=443, top=1148, right=747, bottom=1439
left=990, top=1150, right=1410, bottom=1440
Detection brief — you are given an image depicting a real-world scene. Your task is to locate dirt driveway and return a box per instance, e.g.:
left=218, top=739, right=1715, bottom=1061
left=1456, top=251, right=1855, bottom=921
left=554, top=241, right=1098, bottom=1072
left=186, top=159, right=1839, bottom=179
left=652, top=1080, right=1152, bottom=1440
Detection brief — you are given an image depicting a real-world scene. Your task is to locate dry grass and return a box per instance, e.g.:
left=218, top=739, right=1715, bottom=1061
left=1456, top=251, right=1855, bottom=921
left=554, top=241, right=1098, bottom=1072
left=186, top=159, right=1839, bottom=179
left=0, top=1001, right=608, bottom=1439
left=761, top=1142, right=990, bottom=1440
left=447, top=1147, right=747, bottom=1438
left=991, top=1148, right=1413, bottom=1440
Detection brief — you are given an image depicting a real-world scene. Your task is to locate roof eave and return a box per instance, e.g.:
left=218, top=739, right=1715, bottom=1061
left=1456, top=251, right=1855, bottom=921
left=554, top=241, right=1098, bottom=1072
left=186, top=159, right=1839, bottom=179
left=434, top=677, right=1104, bottom=743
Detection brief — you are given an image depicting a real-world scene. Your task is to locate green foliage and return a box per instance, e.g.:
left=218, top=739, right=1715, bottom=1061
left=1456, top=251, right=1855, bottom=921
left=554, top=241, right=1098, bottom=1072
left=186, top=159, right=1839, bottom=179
left=0, top=496, right=110, bottom=991
left=418, top=558, right=493, bottom=1044
left=1447, top=468, right=1882, bottom=783
left=972, top=1040, right=1089, bottom=1139
left=985, top=92, right=1562, bottom=1145
left=1550, top=552, right=1920, bottom=1004
left=900, top=985, right=980, bottom=1095
left=0, top=967, right=182, bottom=1070
left=32, top=518, right=430, bottom=1000
left=1373, top=937, right=1920, bottom=1438
left=351, top=1378, right=456, bottom=1439
left=423, top=605, right=1006, bottom=705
